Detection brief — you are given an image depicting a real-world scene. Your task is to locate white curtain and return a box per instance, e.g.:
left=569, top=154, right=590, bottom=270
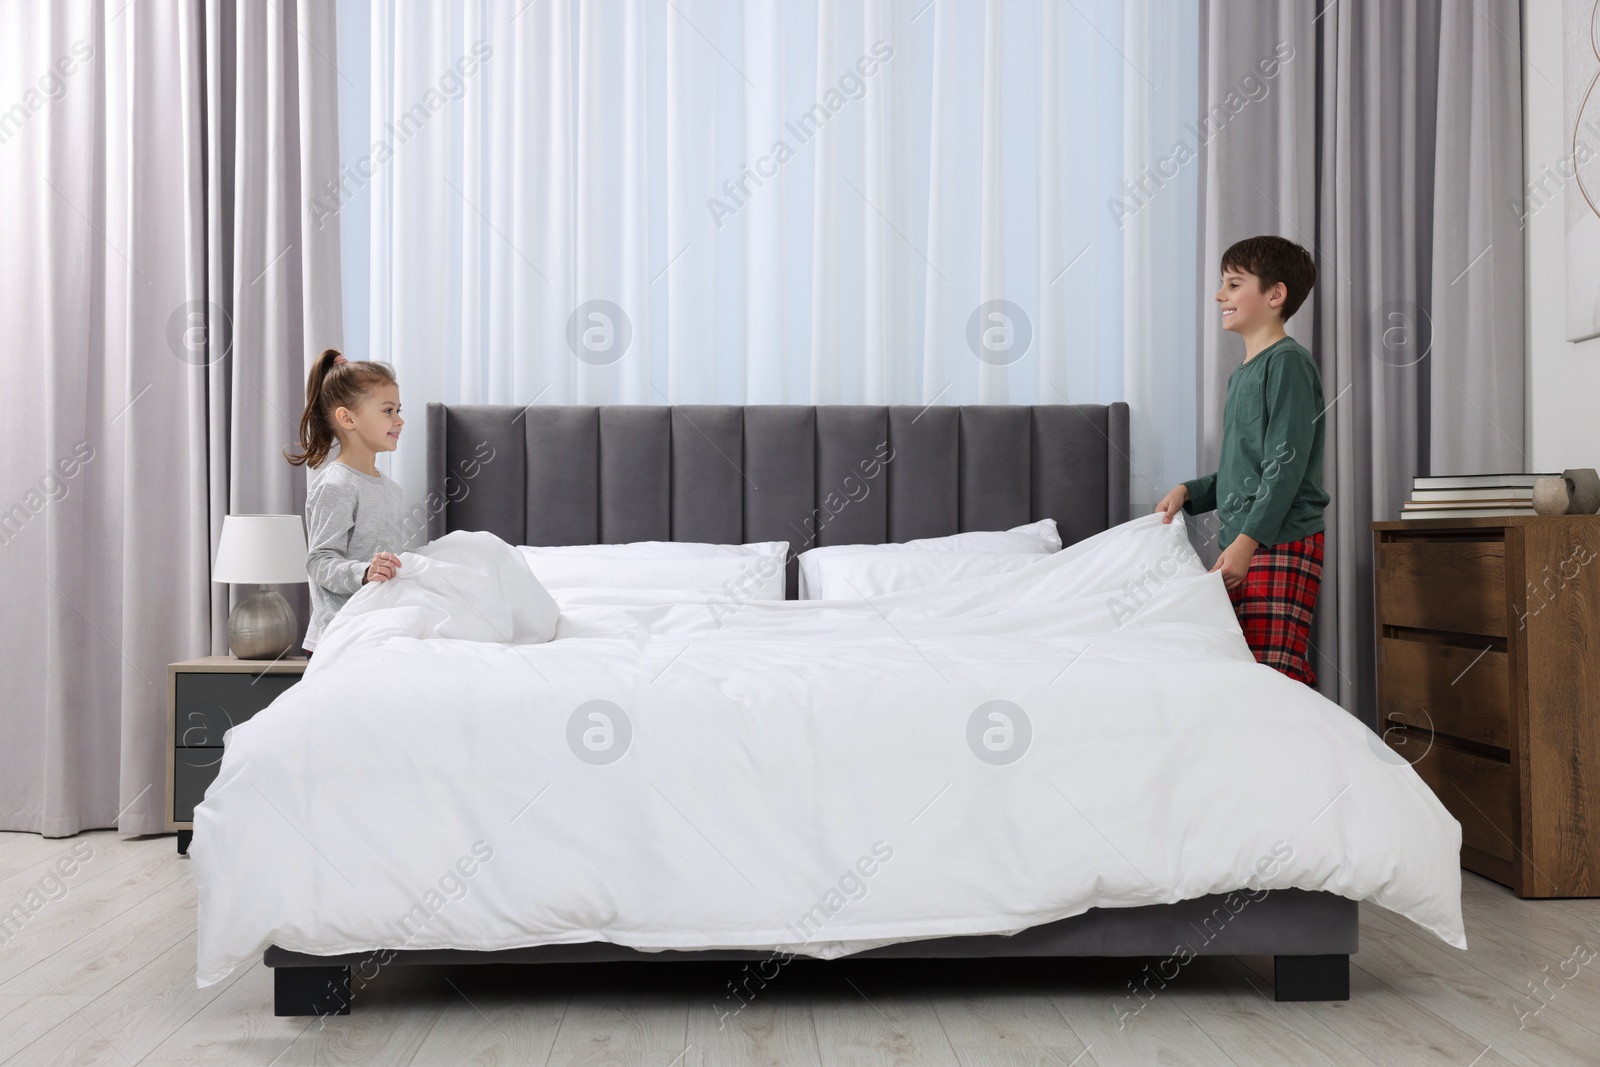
left=335, top=0, right=1200, bottom=529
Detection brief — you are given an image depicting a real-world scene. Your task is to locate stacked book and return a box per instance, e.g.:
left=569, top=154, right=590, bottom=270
left=1401, top=474, right=1557, bottom=519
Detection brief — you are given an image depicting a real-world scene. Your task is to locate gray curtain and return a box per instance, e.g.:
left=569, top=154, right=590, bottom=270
left=1196, top=0, right=1525, bottom=725
left=0, top=1, right=341, bottom=837
left=201, top=1, right=345, bottom=662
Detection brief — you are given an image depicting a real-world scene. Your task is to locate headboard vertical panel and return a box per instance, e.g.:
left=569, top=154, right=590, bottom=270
left=1032, top=406, right=1109, bottom=546
left=441, top=403, right=528, bottom=545
left=1107, top=401, right=1131, bottom=526
left=425, top=403, right=449, bottom=543
left=814, top=407, right=890, bottom=547
left=599, top=407, right=671, bottom=542
left=671, top=406, right=744, bottom=544
left=743, top=406, right=816, bottom=596
left=886, top=406, right=959, bottom=542
left=958, top=407, right=1032, bottom=532
left=525, top=407, right=600, bottom=545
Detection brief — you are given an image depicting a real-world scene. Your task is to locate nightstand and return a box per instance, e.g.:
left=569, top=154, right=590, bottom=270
left=1372, top=515, right=1600, bottom=897
left=167, top=655, right=307, bottom=854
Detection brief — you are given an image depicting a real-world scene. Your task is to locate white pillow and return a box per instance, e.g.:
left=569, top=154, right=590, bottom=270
left=805, top=550, right=1043, bottom=601
left=796, top=520, right=1060, bottom=599
left=518, top=541, right=788, bottom=600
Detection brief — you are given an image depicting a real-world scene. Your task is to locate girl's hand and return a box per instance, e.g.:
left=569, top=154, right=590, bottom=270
left=363, top=551, right=402, bottom=584
left=1154, top=484, right=1189, bottom=522
left=1209, top=536, right=1257, bottom=591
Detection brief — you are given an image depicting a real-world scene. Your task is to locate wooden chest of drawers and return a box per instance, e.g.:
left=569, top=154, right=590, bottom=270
left=1372, top=516, right=1600, bottom=897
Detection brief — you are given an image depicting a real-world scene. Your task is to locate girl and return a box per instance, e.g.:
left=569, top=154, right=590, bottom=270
left=285, top=349, right=406, bottom=656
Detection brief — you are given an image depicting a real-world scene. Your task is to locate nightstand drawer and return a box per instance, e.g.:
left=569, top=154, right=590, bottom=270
left=1377, top=637, right=1511, bottom=750
left=173, top=748, right=225, bottom=823
left=175, top=671, right=299, bottom=746
left=1376, top=539, right=1506, bottom=636
left=1394, top=734, right=1515, bottom=863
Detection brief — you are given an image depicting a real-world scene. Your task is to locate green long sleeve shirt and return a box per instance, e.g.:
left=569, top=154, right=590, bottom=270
left=1182, top=335, right=1329, bottom=549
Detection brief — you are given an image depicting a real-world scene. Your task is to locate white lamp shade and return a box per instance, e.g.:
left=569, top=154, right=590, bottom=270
left=213, top=514, right=309, bottom=585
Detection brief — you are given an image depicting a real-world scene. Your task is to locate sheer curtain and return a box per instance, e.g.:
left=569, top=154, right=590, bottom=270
left=334, top=0, right=1200, bottom=530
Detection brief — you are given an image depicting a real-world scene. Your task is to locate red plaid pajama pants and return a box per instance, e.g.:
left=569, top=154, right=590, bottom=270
left=1226, top=531, right=1324, bottom=686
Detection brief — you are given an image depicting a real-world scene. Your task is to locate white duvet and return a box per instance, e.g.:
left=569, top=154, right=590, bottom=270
left=192, top=512, right=1465, bottom=986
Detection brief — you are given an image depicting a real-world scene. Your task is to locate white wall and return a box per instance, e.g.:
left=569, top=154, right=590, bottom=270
left=1526, top=0, right=1600, bottom=473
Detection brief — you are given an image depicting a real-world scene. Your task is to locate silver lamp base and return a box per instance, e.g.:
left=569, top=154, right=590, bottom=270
left=228, top=588, right=298, bottom=659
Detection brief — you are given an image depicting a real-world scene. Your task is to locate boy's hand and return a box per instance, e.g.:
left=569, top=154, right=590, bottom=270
left=1154, top=484, right=1189, bottom=523
left=1209, top=535, right=1258, bottom=591
left=363, top=551, right=402, bottom=584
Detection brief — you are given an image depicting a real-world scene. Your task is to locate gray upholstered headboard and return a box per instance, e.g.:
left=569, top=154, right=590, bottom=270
left=426, top=404, right=1130, bottom=598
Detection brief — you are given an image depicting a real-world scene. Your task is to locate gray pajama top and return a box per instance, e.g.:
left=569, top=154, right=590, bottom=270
left=303, top=460, right=405, bottom=650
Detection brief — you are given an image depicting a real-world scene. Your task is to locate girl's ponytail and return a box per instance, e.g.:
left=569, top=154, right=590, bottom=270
left=285, top=348, right=396, bottom=468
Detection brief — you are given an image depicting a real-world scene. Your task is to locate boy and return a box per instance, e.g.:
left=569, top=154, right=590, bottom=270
left=1155, top=236, right=1329, bottom=686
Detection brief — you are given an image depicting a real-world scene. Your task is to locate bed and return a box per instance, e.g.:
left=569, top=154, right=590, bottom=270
left=190, top=403, right=1466, bottom=1016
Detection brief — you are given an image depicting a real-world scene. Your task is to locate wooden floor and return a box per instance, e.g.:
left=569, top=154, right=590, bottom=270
left=1, top=831, right=1598, bottom=1066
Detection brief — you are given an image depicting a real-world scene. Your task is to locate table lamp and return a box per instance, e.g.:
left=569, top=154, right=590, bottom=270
left=213, top=514, right=309, bottom=659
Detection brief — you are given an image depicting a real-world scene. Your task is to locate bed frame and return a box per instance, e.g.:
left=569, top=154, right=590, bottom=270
left=266, top=402, right=1356, bottom=1015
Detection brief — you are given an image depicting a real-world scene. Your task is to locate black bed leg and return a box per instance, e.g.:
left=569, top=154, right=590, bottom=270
left=1274, top=954, right=1349, bottom=1001
left=176, top=830, right=192, bottom=855
left=274, top=966, right=352, bottom=1017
